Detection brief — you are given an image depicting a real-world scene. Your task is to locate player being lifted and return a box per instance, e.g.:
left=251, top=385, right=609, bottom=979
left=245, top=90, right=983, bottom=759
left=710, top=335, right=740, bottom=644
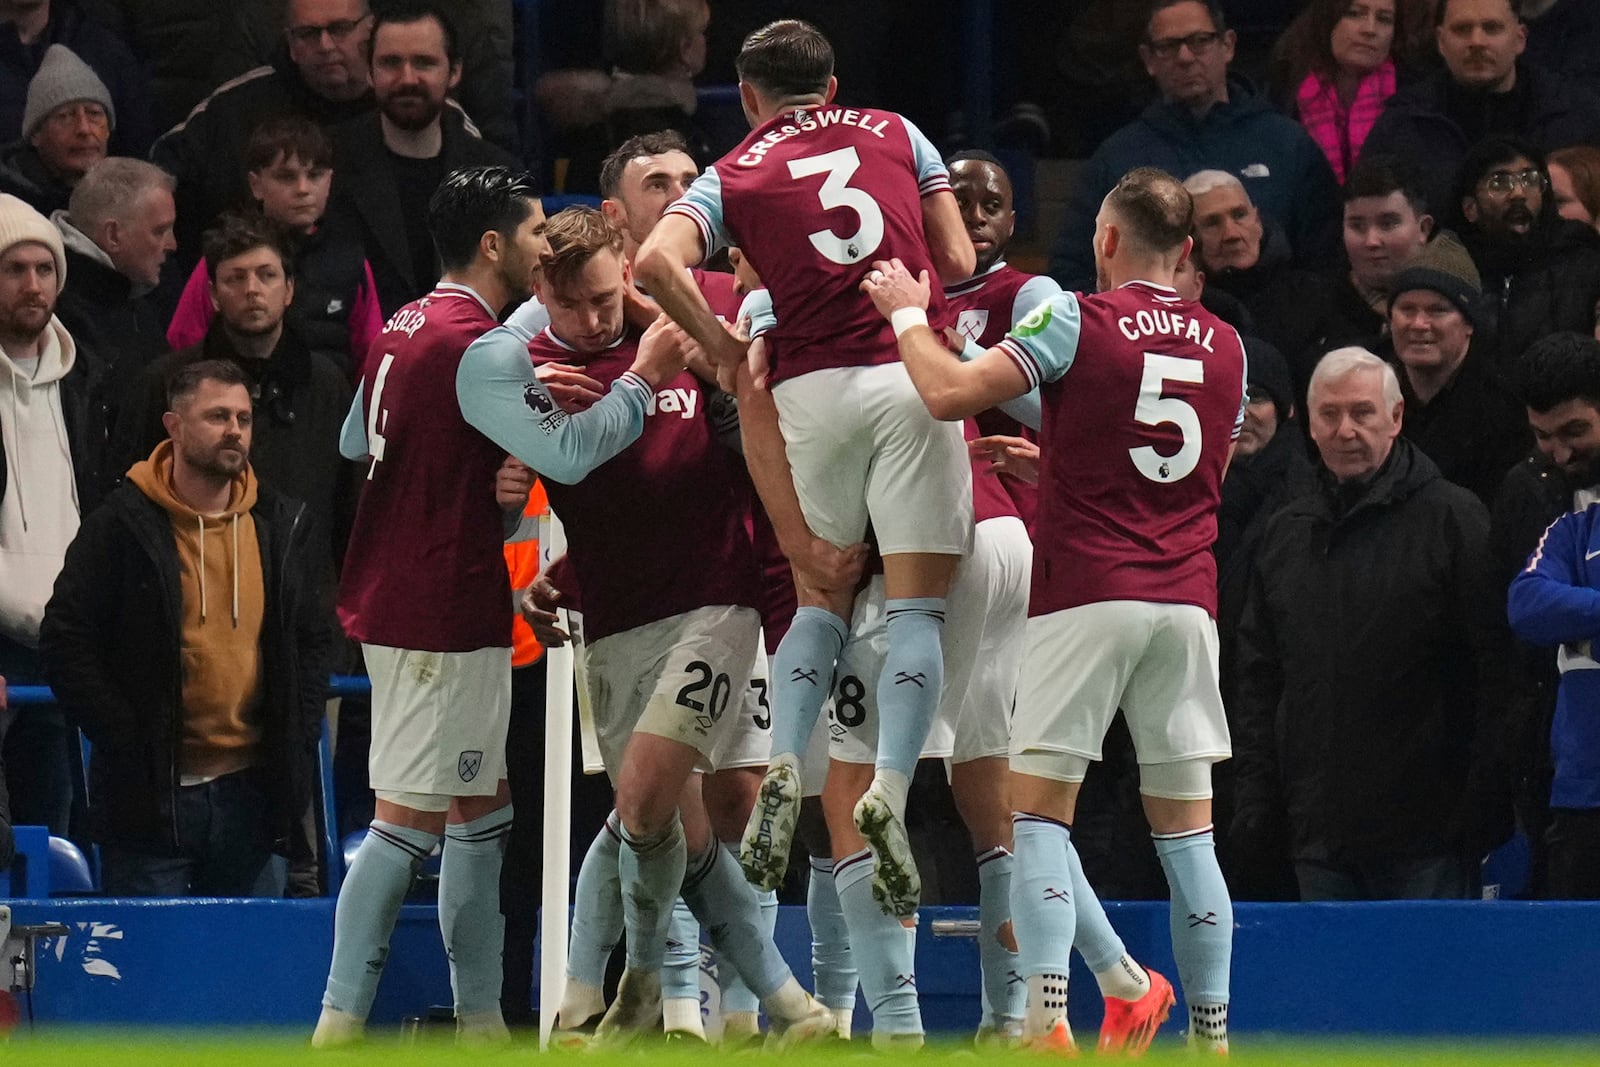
left=524, top=207, right=834, bottom=1048
left=636, top=17, right=976, bottom=919
left=862, top=167, right=1242, bottom=1054
left=313, top=166, right=688, bottom=1047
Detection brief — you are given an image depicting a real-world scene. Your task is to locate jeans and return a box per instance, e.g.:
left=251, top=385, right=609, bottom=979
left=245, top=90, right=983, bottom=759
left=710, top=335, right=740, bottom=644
left=1294, top=853, right=1479, bottom=901
left=101, top=767, right=285, bottom=897
left=1546, top=808, right=1600, bottom=900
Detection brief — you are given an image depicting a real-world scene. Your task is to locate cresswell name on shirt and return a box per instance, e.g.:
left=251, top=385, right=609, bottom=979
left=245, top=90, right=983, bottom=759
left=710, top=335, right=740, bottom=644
left=737, top=108, right=891, bottom=167
left=1116, top=306, right=1216, bottom=353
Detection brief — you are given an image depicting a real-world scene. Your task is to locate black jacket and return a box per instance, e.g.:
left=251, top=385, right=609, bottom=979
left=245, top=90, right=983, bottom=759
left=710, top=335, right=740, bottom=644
left=1395, top=346, right=1530, bottom=506
left=0, top=141, right=74, bottom=216
left=39, top=478, right=330, bottom=854
left=325, top=108, right=517, bottom=316
left=1232, top=439, right=1513, bottom=864
left=1464, top=219, right=1600, bottom=375
left=1361, top=63, right=1600, bottom=221
left=1207, top=223, right=1338, bottom=403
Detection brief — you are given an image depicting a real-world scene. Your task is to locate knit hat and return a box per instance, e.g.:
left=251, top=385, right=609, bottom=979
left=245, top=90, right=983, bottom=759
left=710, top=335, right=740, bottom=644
left=1388, top=230, right=1483, bottom=326
left=1244, top=334, right=1295, bottom=419
left=0, top=194, right=66, bottom=291
left=22, top=45, right=115, bottom=141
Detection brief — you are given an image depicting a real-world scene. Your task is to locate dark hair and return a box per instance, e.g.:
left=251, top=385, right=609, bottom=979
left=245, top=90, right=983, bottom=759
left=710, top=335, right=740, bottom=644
left=1344, top=153, right=1430, bottom=218
left=1514, top=332, right=1600, bottom=412
left=945, top=148, right=1006, bottom=170
left=202, top=211, right=295, bottom=279
left=370, top=2, right=459, bottom=67
left=609, top=0, right=705, bottom=75
left=1437, top=0, right=1522, bottom=26
left=428, top=165, right=541, bottom=272
left=168, top=358, right=250, bottom=410
left=1268, top=0, right=1413, bottom=108
left=736, top=19, right=833, bottom=99
left=541, top=206, right=626, bottom=291
left=243, top=115, right=333, bottom=174
left=1108, top=167, right=1193, bottom=254
left=599, top=130, right=692, bottom=199
left=1145, top=0, right=1228, bottom=41
left=1452, top=134, right=1548, bottom=225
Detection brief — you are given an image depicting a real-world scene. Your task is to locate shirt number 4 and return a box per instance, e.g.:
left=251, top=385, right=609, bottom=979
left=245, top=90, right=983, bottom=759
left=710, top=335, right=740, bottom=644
left=1130, top=352, right=1204, bottom=483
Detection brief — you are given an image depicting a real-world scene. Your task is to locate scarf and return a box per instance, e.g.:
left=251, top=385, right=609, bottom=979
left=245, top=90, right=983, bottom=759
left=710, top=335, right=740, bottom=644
left=1297, top=58, right=1397, bottom=184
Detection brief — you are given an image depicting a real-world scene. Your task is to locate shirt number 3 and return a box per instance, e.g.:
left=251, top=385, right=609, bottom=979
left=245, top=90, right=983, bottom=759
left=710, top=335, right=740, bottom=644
left=788, top=146, right=885, bottom=267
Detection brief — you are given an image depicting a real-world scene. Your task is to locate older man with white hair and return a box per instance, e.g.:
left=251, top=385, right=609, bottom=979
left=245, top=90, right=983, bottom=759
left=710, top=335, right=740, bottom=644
left=1230, top=346, right=1513, bottom=901
left=1183, top=169, right=1336, bottom=398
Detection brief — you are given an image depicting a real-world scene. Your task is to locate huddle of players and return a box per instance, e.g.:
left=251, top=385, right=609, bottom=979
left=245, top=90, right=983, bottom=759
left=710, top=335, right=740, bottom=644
left=312, top=17, right=1243, bottom=1056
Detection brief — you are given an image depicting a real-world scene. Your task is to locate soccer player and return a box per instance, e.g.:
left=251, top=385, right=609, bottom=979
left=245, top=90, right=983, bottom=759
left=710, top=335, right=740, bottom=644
left=526, top=207, right=834, bottom=1048
left=313, top=166, right=687, bottom=1047
left=862, top=166, right=1244, bottom=1054
left=636, top=17, right=977, bottom=920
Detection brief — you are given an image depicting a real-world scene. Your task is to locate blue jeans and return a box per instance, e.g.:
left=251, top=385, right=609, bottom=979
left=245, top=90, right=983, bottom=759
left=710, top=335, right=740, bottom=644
left=101, top=768, right=286, bottom=897
left=1294, top=853, right=1479, bottom=901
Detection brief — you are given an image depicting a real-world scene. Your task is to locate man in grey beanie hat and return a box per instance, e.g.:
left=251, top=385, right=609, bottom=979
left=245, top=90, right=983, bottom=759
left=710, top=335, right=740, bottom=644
left=0, top=44, right=112, bottom=215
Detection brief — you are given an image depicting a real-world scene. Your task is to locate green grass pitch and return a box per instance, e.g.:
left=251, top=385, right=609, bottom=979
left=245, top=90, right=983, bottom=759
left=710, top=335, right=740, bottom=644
left=10, top=1033, right=1600, bottom=1066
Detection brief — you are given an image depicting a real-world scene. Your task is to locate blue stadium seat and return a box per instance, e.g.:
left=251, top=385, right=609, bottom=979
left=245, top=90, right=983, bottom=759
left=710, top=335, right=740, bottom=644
left=47, top=837, right=94, bottom=895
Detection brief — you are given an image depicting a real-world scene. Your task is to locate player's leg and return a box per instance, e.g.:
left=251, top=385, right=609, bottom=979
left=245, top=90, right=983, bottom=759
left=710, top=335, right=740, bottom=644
left=856, top=364, right=973, bottom=916
left=557, top=811, right=624, bottom=1036
left=823, top=757, right=924, bottom=1048
left=744, top=369, right=874, bottom=890
left=661, top=896, right=705, bottom=1040
left=798, top=794, right=858, bottom=1039
left=952, top=757, right=1023, bottom=1042
left=443, top=783, right=515, bottom=1044
left=1124, top=605, right=1234, bottom=1055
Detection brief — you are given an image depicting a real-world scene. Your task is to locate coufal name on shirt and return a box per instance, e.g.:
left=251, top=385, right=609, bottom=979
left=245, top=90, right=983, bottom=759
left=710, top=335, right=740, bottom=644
left=736, top=109, right=890, bottom=166
left=1116, top=308, right=1216, bottom=353
left=646, top=386, right=699, bottom=419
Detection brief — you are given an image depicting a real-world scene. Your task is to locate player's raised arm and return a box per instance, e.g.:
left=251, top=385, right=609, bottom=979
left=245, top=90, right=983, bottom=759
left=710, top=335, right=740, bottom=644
left=635, top=190, right=748, bottom=382
left=923, top=190, right=976, bottom=285
left=456, top=315, right=686, bottom=485
left=862, top=257, right=1032, bottom=421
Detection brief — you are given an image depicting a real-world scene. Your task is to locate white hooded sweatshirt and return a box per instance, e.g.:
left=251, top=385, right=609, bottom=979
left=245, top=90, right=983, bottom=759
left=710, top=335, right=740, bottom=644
left=0, top=315, right=80, bottom=647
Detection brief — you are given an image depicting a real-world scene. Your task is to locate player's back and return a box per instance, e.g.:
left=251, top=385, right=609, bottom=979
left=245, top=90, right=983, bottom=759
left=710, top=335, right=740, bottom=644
left=527, top=328, right=759, bottom=644
left=1011, top=282, right=1246, bottom=618
left=338, top=285, right=512, bottom=653
left=672, top=104, right=951, bottom=385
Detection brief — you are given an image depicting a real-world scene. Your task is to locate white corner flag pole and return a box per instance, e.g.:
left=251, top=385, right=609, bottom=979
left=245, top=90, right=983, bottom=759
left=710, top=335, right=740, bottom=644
left=537, top=509, right=573, bottom=1050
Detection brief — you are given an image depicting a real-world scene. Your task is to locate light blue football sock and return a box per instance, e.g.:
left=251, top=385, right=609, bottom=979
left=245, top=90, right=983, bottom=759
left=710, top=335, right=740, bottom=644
left=663, top=899, right=701, bottom=1003
left=1068, top=839, right=1151, bottom=1000
left=976, top=846, right=1024, bottom=1031
left=566, top=813, right=624, bottom=991
left=834, top=848, right=922, bottom=1037
left=874, top=598, right=946, bottom=779
left=1010, top=814, right=1076, bottom=980
left=1153, top=828, right=1232, bottom=1007
left=618, top=816, right=685, bottom=972
left=719, top=886, right=777, bottom=1015
left=439, top=805, right=513, bottom=1017
left=323, top=820, right=438, bottom=1017
left=807, top=857, right=858, bottom=1012
left=682, top=842, right=792, bottom=999
left=770, top=607, right=849, bottom=761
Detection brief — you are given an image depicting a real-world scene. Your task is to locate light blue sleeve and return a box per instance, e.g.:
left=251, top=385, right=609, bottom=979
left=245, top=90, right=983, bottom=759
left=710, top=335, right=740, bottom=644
left=665, top=166, right=731, bottom=261
left=738, top=288, right=777, bottom=339
left=902, top=117, right=950, bottom=194
left=504, top=294, right=550, bottom=336
left=339, top=383, right=368, bottom=461
left=997, top=291, right=1084, bottom=389
left=1010, top=275, right=1064, bottom=325
left=455, top=325, right=652, bottom=485
left=956, top=338, right=1040, bottom=431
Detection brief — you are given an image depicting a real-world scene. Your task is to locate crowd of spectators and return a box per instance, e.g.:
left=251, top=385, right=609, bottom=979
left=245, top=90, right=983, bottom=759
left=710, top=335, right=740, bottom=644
left=3, top=0, right=1600, bottom=924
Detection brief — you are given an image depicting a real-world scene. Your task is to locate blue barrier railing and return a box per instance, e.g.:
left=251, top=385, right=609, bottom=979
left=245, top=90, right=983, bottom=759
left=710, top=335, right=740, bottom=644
left=6, top=676, right=373, bottom=900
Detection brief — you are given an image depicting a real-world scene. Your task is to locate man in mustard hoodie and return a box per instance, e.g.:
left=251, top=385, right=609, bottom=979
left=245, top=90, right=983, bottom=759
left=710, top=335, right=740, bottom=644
left=41, top=358, right=330, bottom=895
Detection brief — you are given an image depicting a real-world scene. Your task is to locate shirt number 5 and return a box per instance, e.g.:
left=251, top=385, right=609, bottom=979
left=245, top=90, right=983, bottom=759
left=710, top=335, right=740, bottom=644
left=1129, top=352, right=1204, bottom=483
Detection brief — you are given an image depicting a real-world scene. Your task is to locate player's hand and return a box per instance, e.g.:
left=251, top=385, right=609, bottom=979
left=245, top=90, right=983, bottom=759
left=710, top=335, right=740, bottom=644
left=970, top=434, right=1041, bottom=485
left=534, top=362, right=605, bottom=412
left=632, top=314, right=692, bottom=389
left=860, top=257, right=931, bottom=319
left=495, top=456, right=537, bottom=512
left=745, top=336, right=772, bottom=391
left=790, top=537, right=870, bottom=596
left=520, top=576, right=569, bottom=647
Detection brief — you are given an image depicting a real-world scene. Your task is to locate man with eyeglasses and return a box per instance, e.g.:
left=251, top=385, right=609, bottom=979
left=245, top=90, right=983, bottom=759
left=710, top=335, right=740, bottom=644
left=152, top=0, right=380, bottom=265
left=1453, top=135, right=1600, bottom=374
left=1049, top=0, right=1340, bottom=294
left=1361, top=0, right=1600, bottom=220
